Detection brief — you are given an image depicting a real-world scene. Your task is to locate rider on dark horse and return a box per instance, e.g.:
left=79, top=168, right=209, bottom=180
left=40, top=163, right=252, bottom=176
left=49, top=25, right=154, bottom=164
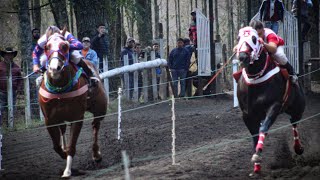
left=249, top=20, right=298, bottom=83
left=32, top=26, right=98, bottom=87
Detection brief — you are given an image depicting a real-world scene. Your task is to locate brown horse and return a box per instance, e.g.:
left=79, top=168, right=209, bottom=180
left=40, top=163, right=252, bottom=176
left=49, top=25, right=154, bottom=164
left=38, top=28, right=107, bottom=178
left=235, top=27, right=305, bottom=176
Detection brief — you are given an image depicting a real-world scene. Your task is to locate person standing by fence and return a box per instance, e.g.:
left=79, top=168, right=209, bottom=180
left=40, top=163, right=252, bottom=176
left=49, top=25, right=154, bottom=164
left=189, top=11, right=198, bottom=59
left=120, top=37, right=136, bottom=99
left=168, top=38, right=191, bottom=98
left=259, top=0, right=285, bottom=34
left=0, top=48, right=23, bottom=126
left=80, top=37, right=98, bottom=69
left=91, top=23, right=109, bottom=72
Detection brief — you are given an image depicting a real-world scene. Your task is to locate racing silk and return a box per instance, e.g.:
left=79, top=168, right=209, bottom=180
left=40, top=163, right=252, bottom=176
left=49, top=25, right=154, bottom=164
left=264, top=28, right=285, bottom=46
left=32, top=31, right=83, bottom=65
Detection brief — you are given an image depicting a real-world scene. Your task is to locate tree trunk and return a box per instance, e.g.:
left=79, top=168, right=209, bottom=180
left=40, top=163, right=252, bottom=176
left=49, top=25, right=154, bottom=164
left=18, top=0, right=32, bottom=73
left=73, top=0, right=108, bottom=40
left=31, top=0, right=41, bottom=29
left=214, top=0, right=220, bottom=41
left=136, top=0, right=152, bottom=46
left=153, top=0, right=160, bottom=39
left=49, top=0, right=69, bottom=28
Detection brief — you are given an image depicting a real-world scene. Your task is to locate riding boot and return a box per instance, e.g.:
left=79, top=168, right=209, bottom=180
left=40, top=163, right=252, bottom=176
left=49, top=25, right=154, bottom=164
left=282, top=62, right=298, bottom=84
left=78, top=59, right=99, bottom=87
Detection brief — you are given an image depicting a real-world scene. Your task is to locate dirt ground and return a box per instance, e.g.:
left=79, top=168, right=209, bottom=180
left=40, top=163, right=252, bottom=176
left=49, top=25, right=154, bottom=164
left=1, top=86, right=320, bottom=179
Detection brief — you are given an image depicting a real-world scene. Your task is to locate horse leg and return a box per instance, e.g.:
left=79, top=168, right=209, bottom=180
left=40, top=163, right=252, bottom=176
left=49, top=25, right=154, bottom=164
left=60, top=125, right=67, bottom=152
left=92, top=117, right=102, bottom=163
left=46, top=126, right=67, bottom=159
left=62, top=121, right=83, bottom=178
left=242, top=113, right=261, bottom=173
left=291, top=120, right=304, bottom=155
left=251, top=103, right=282, bottom=173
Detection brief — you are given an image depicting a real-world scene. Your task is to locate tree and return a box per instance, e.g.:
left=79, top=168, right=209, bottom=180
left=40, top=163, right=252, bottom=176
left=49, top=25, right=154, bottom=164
left=17, top=0, right=32, bottom=73
left=135, top=0, right=152, bottom=46
left=31, top=0, right=41, bottom=29
left=49, top=0, right=69, bottom=28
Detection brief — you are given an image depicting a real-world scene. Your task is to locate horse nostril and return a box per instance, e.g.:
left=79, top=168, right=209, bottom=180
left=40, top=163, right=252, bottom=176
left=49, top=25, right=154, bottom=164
left=57, top=66, right=61, bottom=71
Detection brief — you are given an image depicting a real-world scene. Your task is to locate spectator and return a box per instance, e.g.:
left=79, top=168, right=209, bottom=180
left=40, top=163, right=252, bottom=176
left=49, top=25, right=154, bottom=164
left=80, top=37, right=98, bottom=69
left=120, top=37, right=136, bottom=98
left=152, top=41, right=162, bottom=91
left=134, top=42, right=144, bottom=61
left=259, top=0, right=284, bottom=34
left=168, top=38, right=191, bottom=98
left=0, top=47, right=23, bottom=126
left=91, top=23, right=109, bottom=71
left=32, top=28, right=40, bottom=51
left=291, top=0, right=313, bottom=41
left=189, top=11, right=197, bottom=59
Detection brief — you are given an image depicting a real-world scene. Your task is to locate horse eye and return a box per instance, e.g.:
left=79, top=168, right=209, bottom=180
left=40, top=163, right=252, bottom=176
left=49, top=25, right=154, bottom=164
left=59, top=43, right=69, bottom=54
left=252, top=36, right=257, bottom=45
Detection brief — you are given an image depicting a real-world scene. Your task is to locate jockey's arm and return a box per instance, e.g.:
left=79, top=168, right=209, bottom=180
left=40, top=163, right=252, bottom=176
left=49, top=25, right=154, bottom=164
left=65, top=32, right=83, bottom=50
left=32, top=44, right=44, bottom=73
left=263, top=42, right=277, bottom=54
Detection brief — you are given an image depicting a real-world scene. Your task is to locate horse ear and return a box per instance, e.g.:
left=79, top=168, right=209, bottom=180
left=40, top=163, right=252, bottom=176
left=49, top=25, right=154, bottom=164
left=61, top=26, right=67, bottom=36
left=46, top=26, right=53, bottom=39
left=252, top=36, right=257, bottom=45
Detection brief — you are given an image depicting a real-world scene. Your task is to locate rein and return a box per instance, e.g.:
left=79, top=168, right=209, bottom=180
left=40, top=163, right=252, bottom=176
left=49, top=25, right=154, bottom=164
left=44, top=67, right=83, bottom=94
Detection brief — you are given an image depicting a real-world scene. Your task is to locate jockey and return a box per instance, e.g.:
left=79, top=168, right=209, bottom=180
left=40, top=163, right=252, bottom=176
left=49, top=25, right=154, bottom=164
left=249, top=20, right=298, bottom=83
left=32, top=26, right=98, bottom=87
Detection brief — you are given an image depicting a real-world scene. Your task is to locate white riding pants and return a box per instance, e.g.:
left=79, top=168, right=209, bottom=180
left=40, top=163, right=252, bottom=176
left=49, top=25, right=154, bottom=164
left=272, top=46, right=288, bottom=65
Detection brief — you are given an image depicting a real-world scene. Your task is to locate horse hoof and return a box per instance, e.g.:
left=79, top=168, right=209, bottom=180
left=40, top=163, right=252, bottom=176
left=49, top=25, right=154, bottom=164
left=61, top=169, right=71, bottom=178
left=94, top=157, right=102, bottom=164
left=249, top=171, right=261, bottom=178
left=294, top=145, right=304, bottom=155
left=251, top=153, right=262, bottom=163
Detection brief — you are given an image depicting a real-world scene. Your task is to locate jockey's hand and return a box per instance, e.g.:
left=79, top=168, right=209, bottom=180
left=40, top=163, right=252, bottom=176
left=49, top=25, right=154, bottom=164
left=33, top=65, right=41, bottom=73
left=258, top=38, right=264, bottom=45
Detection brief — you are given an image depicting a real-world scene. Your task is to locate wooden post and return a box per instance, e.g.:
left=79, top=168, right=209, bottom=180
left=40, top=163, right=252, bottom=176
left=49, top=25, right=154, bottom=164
left=24, top=77, right=31, bottom=127
left=7, top=62, right=14, bottom=128
left=150, top=51, right=158, bottom=100
left=215, top=42, right=222, bottom=93
left=133, top=54, right=139, bottom=102
left=123, top=55, right=130, bottom=100
left=103, top=56, right=110, bottom=104
left=142, top=55, right=149, bottom=103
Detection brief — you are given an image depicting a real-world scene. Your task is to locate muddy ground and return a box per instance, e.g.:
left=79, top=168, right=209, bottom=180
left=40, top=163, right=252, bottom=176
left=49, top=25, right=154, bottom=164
left=1, top=86, right=320, bottom=180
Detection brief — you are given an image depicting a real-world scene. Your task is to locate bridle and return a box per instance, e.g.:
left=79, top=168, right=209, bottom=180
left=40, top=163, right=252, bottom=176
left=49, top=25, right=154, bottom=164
left=45, top=33, right=70, bottom=72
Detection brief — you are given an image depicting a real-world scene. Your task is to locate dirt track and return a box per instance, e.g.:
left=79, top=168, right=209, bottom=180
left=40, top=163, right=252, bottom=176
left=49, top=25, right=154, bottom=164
left=1, top=91, right=320, bottom=180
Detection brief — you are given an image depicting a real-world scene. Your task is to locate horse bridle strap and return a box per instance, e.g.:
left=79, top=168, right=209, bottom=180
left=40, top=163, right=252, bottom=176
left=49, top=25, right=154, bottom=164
left=39, top=84, right=88, bottom=99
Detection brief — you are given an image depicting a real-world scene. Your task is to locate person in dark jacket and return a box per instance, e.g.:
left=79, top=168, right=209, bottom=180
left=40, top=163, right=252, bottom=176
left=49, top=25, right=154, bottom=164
left=259, top=0, right=284, bottom=34
left=291, top=0, right=313, bottom=41
left=168, top=38, right=191, bottom=98
left=91, top=23, right=109, bottom=71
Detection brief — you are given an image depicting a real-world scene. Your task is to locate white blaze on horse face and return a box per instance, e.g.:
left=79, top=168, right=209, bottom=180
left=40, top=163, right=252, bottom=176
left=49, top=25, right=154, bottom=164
left=48, top=57, right=61, bottom=79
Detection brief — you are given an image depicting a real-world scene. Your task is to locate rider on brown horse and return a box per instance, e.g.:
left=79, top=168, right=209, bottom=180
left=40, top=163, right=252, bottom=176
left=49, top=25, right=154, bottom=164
left=249, top=20, right=298, bottom=84
left=32, top=26, right=99, bottom=87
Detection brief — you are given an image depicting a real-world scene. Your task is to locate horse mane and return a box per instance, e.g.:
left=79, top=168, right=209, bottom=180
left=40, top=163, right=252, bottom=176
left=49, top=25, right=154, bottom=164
left=45, top=25, right=68, bottom=39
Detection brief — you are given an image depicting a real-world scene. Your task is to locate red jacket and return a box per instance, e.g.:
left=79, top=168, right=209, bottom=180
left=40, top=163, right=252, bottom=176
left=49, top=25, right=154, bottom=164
left=189, top=21, right=197, bottom=46
left=0, top=61, right=23, bottom=93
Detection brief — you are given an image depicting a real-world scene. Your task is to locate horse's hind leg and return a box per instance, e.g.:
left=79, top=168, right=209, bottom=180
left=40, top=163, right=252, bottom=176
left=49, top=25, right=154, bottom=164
left=92, top=117, right=102, bottom=163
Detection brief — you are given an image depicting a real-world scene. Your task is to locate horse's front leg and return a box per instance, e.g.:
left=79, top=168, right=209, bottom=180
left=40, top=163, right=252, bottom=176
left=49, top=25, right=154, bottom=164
left=251, top=103, right=282, bottom=173
left=92, top=117, right=102, bottom=163
left=62, top=121, right=83, bottom=178
left=46, top=124, right=67, bottom=159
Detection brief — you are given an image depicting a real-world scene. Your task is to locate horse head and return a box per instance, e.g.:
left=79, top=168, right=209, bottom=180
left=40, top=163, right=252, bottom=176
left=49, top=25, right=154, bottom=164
left=44, top=27, right=70, bottom=80
left=236, top=27, right=266, bottom=75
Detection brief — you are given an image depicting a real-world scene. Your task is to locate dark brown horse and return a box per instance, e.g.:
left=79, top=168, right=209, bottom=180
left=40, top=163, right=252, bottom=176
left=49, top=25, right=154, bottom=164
left=38, top=28, right=107, bottom=178
left=235, top=27, right=305, bottom=175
